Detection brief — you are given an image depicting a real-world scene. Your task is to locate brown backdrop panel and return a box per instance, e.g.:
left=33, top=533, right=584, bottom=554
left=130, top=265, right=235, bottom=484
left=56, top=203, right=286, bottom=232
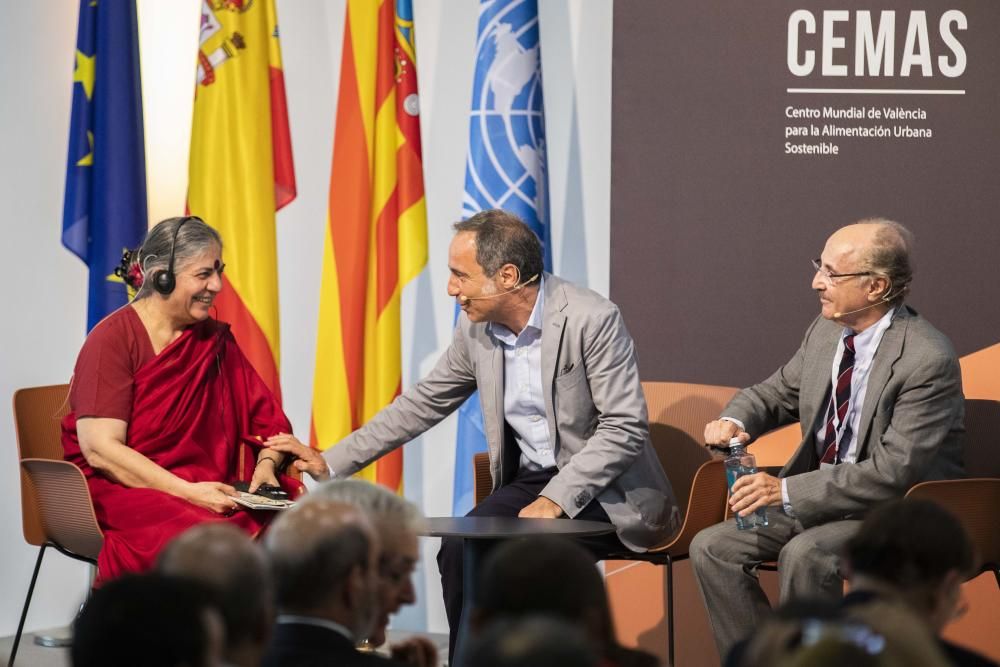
left=610, top=0, right=1000, bottom=388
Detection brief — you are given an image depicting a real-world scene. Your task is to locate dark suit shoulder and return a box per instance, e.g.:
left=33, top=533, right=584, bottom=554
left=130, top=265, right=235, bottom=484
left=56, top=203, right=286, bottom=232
left=940, top=639, right=999, bottom=667
left=262, top=623, right=409, bottom=667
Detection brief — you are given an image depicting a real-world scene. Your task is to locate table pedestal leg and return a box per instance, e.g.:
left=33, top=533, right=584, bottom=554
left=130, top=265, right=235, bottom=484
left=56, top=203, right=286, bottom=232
left=452, top=537, right=494, bottom=665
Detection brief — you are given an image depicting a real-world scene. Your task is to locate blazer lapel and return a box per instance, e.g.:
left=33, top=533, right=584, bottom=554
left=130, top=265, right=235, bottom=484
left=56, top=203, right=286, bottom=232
left=541, top=275, right=567, bottom=436
left=855, top=308, right=907, bottom=458
left=802, top=324, right=841, bottom=432
left=479, top=337, right=505, bottom=462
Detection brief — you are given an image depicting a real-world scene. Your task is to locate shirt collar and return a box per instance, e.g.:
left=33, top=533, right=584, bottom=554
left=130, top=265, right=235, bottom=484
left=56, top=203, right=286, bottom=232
left=488, top=275, right=545, bottom=343
left=844, top=305, right=896, bottom=348
left=276, top=614, right=355, bottom=642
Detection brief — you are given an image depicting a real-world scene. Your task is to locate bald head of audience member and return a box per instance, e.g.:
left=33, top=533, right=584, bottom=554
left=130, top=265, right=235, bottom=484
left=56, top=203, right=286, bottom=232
left=309, top=479, right=425, bottom=646
left=158, top=522, right=273, bottom=667
left=265, top=499, right=382, bottom=642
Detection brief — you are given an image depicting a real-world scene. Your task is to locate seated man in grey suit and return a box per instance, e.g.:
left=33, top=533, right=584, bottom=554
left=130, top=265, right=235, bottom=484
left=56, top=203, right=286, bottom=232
left=265, top=208, right=678, bottom=658
left=690, top=218, right=964, bottom=658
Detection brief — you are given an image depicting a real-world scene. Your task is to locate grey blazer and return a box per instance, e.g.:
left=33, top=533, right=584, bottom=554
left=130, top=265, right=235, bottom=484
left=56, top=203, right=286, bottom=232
left=324, top=274, right=679, bottom=551
left=722, top=306, right=964, bottom=528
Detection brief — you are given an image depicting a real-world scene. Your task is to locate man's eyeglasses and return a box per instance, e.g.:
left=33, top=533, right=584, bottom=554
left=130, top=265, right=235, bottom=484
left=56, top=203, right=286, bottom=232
left=811, top=258, right=872, bottom=282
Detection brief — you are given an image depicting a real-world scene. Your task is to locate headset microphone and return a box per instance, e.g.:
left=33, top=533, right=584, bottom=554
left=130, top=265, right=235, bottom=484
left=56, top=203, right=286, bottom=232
left=458, top=274, right=539, bottom=303
left=832, top=284, right=906, bottom=319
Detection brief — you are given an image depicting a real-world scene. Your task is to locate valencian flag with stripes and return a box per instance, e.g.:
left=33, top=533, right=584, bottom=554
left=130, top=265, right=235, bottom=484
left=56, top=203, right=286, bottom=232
left=62, top=0, right=149, bottom=332
left=311, top=0, right=428, bottom=491
left=188, top=0, right=296, bottom=400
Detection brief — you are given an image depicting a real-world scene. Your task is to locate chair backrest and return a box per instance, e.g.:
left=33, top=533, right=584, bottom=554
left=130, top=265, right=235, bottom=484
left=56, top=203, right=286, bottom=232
left=641, top=381, right=739, bottom=513
left=473, top=451, right=491, bottom=506
left=963, top=398, right=1000, bottom=478
left=664, top=458, right=728, bottom=555
left=21, top=459, right=103, bottom=559
left=905, top=478, right=1000, bottom=576
left=14, top=384, right=73, bottom=546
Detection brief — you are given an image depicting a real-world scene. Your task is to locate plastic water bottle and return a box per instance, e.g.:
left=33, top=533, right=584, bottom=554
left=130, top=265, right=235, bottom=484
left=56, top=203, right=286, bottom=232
left=724, top=437, right=769, bottom=530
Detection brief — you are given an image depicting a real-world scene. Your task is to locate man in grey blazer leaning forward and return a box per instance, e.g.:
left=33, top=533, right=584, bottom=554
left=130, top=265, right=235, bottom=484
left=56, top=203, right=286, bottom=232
left=690, top=218, right=964, bottom=658
left=266, top=209, right=678, bottom=657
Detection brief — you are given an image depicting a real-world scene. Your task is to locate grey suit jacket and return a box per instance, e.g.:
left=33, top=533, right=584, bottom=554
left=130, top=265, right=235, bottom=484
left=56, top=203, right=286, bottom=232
left=324, top=274, right=679, bottom=551
left=722, top=306, right=964, bottom=528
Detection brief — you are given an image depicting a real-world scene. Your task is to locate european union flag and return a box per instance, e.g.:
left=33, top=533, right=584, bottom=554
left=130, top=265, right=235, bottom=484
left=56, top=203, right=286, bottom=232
left=453, top=0, right=551, bottom=515
left=62, top=0, right=148, bottom=331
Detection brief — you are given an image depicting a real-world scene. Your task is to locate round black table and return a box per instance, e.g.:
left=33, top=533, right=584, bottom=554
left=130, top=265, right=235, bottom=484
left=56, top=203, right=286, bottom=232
left=420, top=516, right=616, bottom=661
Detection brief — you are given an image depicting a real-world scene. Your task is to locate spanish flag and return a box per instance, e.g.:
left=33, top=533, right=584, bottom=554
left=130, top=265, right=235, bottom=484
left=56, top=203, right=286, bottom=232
left=187, top=0, right=296, bottom=400
left=311, top=0, right=428, bottom=491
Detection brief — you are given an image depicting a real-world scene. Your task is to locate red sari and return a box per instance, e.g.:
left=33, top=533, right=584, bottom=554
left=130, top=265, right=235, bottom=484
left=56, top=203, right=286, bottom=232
left=62, top=308, right=296, bottom=583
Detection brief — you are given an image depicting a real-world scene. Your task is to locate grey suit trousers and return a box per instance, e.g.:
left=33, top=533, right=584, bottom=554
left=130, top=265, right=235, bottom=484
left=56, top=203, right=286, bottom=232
left=689, top=513, right=862, bottom=658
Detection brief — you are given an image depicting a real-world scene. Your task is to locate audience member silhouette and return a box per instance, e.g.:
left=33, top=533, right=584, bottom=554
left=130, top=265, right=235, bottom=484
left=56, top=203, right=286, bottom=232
left=158, top=522, right=273, bottom=667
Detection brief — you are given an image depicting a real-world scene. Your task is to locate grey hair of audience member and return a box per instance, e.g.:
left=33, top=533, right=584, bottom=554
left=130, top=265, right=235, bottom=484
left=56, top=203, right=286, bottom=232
left=134, top=216, right=222, bottom=299
left=307, top=478, right=426, bottom=534
left=458, top=615, right=599, bottom=667
left=157, top=522, right=273, bottom=654
left=265, top=499, right=376, bottom=614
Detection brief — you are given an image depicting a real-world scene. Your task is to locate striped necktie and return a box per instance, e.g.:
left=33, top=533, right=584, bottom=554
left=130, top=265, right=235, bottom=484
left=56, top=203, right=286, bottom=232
left=820, top=334, right=856, bottom=465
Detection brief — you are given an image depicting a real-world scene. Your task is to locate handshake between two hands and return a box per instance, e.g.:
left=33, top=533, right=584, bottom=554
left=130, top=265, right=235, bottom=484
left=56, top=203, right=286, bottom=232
left=258, top=433, right=567, bottom=518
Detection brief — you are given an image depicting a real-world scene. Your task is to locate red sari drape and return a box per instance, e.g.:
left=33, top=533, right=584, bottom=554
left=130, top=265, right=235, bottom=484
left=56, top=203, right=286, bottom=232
left=63, top=319, right=293, bottom=583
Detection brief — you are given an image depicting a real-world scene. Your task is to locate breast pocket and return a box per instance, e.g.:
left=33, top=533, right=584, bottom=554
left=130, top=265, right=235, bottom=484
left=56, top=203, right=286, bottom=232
left=554, top=360, right=586, bottom=391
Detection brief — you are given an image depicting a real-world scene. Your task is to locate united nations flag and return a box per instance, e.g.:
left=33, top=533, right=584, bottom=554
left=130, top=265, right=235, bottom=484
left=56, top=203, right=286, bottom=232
left=454, top=0, right=552, bottom=514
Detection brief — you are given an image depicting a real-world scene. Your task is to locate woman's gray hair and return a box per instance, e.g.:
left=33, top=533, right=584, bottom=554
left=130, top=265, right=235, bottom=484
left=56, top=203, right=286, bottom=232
left=307, top=479, right=426, bottom=535
left=858, top=218, right=914, bottom=304
left=134, top=216, right=222, bottom=299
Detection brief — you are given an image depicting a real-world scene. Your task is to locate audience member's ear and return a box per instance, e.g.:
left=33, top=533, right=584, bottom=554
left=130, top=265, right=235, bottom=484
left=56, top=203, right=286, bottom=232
left=581, top=606, right=612, bottom=651
left=344, top=564, right=368, bottom=608
left=930, top=569, right=967, bottom=632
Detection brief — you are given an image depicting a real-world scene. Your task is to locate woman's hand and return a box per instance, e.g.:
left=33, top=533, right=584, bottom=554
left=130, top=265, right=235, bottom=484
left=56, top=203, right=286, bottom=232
left=184, top=481, right=240, bottom=515
left=249, top=456, right=281, bottom=494
left=263, top=433, right=331, bottom=481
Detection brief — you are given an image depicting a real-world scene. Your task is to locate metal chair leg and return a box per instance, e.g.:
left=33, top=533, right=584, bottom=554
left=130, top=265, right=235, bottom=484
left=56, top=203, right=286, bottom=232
left=32, top=564, right=94, bottom=650
left=9, top=544, right=46, bottom=667
left=666, top=554, right=674, bottom=667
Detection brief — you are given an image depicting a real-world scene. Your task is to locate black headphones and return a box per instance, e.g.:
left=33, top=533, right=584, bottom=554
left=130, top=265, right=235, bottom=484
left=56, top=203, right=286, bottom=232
left=151, top=216, right=200, bottom=296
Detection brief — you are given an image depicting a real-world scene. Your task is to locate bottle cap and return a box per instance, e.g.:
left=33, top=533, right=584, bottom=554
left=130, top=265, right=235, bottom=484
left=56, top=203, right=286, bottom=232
left=728, top=436, right=744, bottom=447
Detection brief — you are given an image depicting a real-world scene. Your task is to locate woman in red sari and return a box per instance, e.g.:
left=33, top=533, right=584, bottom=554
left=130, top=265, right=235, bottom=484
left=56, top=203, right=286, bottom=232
left=62, top=216, right=297, bottom=583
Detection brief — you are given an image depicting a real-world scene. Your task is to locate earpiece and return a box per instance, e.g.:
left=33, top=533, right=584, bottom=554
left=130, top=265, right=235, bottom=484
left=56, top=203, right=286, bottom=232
left=151, top=216, right=199, bottom=296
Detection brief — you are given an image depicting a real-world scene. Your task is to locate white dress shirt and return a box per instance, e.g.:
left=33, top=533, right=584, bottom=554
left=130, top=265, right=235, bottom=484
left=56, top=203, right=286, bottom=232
left=487, top=278, right=555, bottom=471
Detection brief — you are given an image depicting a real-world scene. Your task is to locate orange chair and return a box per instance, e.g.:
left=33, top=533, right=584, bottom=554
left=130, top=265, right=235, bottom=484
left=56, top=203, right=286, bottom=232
left=904, top=398, right=1000, bottom=589
left=11, top=384, right=103, bottom=667
left=604, top=381, right=738, bottom=666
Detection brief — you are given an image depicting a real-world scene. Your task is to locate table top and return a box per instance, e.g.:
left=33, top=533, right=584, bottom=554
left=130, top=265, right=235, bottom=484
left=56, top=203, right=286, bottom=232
left=421, top=516, right=616, bottom=539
